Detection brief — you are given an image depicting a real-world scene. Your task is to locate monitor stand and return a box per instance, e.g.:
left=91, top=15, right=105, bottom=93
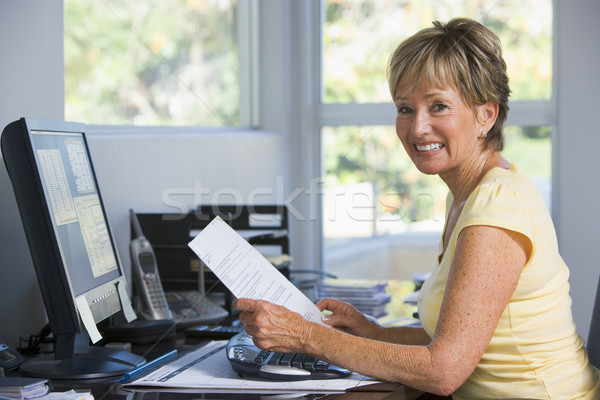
left=19, top=332, right=145, bottom=381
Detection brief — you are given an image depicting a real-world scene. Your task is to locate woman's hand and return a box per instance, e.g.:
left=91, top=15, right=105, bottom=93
left=234, top=298, right=316, bottom=353
left=317, top=298, right=383, bottom=339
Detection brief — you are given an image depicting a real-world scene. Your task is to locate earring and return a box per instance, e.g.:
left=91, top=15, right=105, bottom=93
left=480, top=130, right=487, bottom=138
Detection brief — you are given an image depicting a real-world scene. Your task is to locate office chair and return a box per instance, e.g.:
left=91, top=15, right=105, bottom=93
left=589, top=272, right=600, bottom=369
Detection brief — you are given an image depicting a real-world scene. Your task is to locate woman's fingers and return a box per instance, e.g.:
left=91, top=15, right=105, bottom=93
left=317, top=298, right=356, bottom=315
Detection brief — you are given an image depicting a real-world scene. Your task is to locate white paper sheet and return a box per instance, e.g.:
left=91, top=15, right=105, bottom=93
left=123, top=340, right=379, bottom=392
left=188, top=216, right=325, bottom=325
left=116, top=280, right=137, bottom=322
left=75, top=296, right=102, bottom=343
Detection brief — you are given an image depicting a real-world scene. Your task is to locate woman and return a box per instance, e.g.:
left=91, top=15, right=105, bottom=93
left=235, top=18, right=600, bottom=398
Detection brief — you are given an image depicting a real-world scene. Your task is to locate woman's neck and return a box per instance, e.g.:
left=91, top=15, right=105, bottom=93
left=441, top=151, right=509, bottom=204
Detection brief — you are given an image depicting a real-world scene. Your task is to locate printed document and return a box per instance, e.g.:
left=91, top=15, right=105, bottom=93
left=188, top=216, right=324, bottom=325
left=123, top=340, right=380, bottom=392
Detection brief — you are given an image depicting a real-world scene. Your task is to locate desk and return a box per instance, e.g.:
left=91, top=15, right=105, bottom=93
left=81, top=382, right=429, bottom=400
left=38, top=281, right=442, bottom=400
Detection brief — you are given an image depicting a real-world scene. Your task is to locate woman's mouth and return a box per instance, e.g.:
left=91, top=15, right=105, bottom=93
left=415, top=143, right=444, bottom=151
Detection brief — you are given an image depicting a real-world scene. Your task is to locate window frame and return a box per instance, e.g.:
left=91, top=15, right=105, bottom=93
left=66, top=0, right=259, bottom=133
left=314, top=0, right=558, bottom=269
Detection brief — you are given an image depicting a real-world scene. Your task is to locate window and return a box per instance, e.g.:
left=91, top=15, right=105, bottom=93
left=64, top=0, right=240, bottom=126
left=323, top=0, right=552, bottom=103
left=321, top=0, right=553, bottom=279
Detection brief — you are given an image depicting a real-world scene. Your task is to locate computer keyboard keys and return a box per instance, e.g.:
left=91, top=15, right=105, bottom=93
left=292, top=354, right=307, bottom=368
left=226, top=333, right=352, bottom=381
left=280, top=353, right=294, bottom=367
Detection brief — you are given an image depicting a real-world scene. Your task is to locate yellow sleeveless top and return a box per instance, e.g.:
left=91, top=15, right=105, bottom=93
left=418, top=163, right=600, bottom=399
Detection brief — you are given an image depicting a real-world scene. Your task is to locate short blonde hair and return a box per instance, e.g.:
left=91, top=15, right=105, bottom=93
left=386, top=18, right=510, bottom=151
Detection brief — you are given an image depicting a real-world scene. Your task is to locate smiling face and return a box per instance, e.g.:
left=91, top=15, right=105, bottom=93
left=394, top=82, right=495, bottom=182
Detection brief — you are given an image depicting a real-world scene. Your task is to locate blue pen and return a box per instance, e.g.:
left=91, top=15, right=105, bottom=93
left=120, top=349, right=178, bottom=382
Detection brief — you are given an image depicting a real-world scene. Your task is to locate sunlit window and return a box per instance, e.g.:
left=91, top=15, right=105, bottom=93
left=323, top=0, right=552, bottom=103
left=64, top=0, right=239, bottom=126
left=322, top=125, right=551, bottom=239
left=321, top=0, right=553, bottom=279
left=322, top=126, right=446, bottom=239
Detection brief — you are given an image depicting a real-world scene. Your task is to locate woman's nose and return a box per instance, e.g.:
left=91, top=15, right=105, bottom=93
left=412, top=110, right=431, bottom=136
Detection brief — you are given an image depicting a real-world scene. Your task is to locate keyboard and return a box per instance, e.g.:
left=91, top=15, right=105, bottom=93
left=226, top=333, right=351, bottom=381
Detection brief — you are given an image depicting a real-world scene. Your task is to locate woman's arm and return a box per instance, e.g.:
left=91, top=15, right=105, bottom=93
left=316, top=297, right=432, bottom=345
left=236, top=225, right=530, bottom=395
left=416, top=224, right=531, bottom=393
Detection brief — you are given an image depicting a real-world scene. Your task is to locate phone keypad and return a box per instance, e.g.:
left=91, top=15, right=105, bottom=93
left=144, top=274, right=170, bottom=311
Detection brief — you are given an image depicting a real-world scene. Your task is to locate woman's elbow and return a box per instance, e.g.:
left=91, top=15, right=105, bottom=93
left=422, top=370, right=466, bottom=396
left=425, top=350, right=473, bottom=396
left=429, top=380, right=461, bottom=397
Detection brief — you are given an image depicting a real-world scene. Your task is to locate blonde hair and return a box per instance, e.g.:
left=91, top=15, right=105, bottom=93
left=386, top=18, right=510, bottom=151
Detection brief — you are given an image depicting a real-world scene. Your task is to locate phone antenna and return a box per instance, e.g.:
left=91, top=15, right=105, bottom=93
left=129, top=208, right=145, bottom=239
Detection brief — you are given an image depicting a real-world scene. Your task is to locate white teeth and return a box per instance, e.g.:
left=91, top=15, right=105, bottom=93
left=416, top=143, right=443, bottom=151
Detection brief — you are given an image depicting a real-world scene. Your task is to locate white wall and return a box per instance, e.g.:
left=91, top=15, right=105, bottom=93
left=257, top=1, right=323, bottom=276
left=86, top=128, right=289, bottom=279
left=0, top=0, right=65, bottom=349
left=554, top=0, right=600, bottom=340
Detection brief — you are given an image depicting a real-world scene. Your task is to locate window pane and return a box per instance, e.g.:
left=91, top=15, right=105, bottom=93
left=64, top=0, right=239, bottom=126
left=322, top=124, right=552, bottom=238
left=322, top=125, right=447, bottom=241
left=322, top=125, right=552, bottom=279
left=323, top=0, right=552, bottom=103
left=502, top=125, right=552, bottom=208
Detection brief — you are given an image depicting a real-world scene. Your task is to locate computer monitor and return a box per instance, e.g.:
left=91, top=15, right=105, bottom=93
left=1, top=118, right=144, bottom=380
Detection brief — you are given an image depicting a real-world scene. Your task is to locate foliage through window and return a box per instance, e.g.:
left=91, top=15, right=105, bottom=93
left=64, top=0, right=239, bottom=126
left=323, top=0, right=552, bottom=103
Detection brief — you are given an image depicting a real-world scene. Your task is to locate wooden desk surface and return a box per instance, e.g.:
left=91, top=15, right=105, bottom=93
left=85, top=383, right=428, bottom=400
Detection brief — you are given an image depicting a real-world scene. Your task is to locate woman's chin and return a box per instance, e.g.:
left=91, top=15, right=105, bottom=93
left=414, top=163, right=443, bottom=176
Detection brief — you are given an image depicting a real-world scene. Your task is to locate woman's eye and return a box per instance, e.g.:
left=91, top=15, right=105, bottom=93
left=432, top=103, right=447, bottom=112
left=397, top=106, right=412, bottom=114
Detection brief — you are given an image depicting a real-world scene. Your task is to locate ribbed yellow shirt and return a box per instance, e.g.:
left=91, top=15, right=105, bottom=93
left=418, top=163, right=600, bottom=399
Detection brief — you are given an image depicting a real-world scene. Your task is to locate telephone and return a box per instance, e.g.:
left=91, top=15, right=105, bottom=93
left=130, top=231, right=173, bottom=321
left=129, top=209, right=229, bottom=327
left=0, top=340, right=24, bottom=372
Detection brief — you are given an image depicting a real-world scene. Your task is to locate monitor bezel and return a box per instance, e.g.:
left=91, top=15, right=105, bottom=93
left=1, top=117, right=131, bottom=351
left=2, top=117, right=144, bottom=380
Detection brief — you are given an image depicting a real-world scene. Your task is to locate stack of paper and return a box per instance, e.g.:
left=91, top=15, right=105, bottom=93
left=315, top=279, right=391, bottom=318
left=33, top=390, right=94, bottom=400
left=0, top=377, right=48, bottom=400
left=123, top=340, right=383, bottom=392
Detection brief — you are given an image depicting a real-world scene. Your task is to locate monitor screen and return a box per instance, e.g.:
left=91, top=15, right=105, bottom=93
left=1, top=118, right=143, bottom=380
left=30, top=129, right=121, bottom=297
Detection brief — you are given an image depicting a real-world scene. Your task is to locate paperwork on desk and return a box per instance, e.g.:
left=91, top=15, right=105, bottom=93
left=0, top=377, right=48, bottom=400
left=188, top=216, right=325, bottom=325
left=122, top=340, right=380, bottom=393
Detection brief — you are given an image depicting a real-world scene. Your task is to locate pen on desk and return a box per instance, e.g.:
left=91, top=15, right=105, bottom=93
left=120, top=349, right=178, bottom=382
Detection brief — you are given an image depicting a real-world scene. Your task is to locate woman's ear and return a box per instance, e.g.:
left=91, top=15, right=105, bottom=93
left=478, top=101, right=499, bottom=133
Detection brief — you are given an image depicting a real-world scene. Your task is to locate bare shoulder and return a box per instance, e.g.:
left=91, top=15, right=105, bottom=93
left=446, top=224, right=531, bottom=312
